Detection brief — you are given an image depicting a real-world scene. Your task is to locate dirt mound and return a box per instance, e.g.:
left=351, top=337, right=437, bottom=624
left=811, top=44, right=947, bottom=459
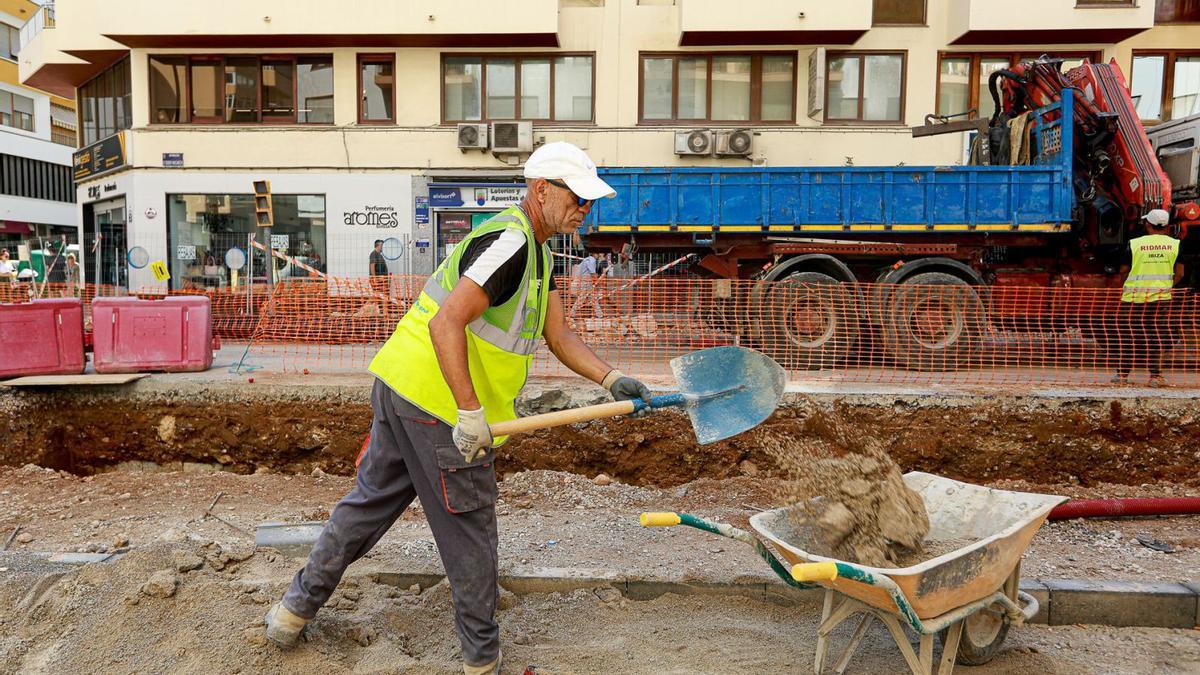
left=758, top=405, right=930, bottom=567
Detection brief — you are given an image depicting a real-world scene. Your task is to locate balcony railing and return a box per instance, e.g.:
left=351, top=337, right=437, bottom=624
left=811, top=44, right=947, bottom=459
left=18, top=3, right=55, bottom=54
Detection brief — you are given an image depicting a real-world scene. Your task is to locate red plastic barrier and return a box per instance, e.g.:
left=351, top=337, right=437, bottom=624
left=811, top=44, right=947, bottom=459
left=0, top=298, right=85, bottom=378
left=92, top=296, right=214, bottom=373
left=1048, top=497, right=1200, bottom=520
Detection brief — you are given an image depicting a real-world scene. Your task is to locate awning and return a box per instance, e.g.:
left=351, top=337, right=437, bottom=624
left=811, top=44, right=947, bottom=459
left=0, top=221, right=34, bottom=235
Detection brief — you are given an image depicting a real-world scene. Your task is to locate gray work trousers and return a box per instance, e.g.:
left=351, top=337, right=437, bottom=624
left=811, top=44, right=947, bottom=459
left=282, top=378, right=500, bottom=667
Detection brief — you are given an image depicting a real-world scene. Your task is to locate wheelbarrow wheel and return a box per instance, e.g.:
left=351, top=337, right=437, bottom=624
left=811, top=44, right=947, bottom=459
left=940, top=604, right=1011, bottom=666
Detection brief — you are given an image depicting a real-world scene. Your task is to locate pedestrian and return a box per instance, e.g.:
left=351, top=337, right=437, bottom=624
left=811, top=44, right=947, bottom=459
left=266, top=141, right=651, bottom=675
left=569, top=251, right=605, bottom=320
left=369, top=239, right=388, bottom=277
left=0, top=248, right=15, bottom=284
left=1113, top=208, right=1183, bottom=387
left=369, top=239, right=390, bottom=309
left=64, top=253, right=80, bottom=297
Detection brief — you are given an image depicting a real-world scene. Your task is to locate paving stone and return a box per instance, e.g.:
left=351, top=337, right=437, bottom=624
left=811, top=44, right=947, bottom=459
left=1046, top=579, right=1198, bottom=629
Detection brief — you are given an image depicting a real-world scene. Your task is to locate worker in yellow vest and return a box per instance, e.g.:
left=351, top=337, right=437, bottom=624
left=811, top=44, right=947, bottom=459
left=266, top=142, right=650, bottom=675
left=1113, top=209, right=1183, bottom=386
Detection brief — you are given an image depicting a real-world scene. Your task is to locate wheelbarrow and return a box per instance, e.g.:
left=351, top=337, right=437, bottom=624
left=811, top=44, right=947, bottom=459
left=640, top=472, right=1067, bottom=675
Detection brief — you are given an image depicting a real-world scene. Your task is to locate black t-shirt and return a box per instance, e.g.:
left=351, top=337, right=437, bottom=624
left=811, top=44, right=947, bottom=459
left=457, top=230, right=556, bottom=306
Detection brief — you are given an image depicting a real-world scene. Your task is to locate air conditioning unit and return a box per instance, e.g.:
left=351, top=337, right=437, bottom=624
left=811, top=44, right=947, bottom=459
left=715, top=129, right=753, bottom=157
left=457, top=123, right=488, bottom=151
left=675, top=129, right=712, bottom=156
left=490, top=121, right=533, bottom=154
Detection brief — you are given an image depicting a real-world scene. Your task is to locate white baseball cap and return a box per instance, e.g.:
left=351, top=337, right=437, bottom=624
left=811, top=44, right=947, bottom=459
left=1141, top=209, right=1170, bottom=226
left=523, top=142, right=615, bottom=201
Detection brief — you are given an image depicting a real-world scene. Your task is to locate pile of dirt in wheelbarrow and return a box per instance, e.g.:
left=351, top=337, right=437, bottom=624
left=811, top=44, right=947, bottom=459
left=758, top=403, right=932, bottom=567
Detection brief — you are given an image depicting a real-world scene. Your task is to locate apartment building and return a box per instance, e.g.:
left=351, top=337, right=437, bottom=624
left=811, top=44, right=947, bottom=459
left=1, top=0, right=75, bottom=272
left=16, top=0, right=1200, bottom=290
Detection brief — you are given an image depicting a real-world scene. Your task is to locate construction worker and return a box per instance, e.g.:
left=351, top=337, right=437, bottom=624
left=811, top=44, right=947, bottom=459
left=265, top=142, right=651, bottom=674
left=1113, top=208, right=1183, bottom=386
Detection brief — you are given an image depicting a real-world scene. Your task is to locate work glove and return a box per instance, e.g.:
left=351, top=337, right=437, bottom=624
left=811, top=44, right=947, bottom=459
left=452, top=407, right=493, bottom=463
left=601, top=369, right=652, bottom=416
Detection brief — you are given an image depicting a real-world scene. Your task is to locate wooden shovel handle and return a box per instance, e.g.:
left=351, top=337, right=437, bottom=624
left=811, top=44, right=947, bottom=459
left=490, top=400, right=637, bottom=437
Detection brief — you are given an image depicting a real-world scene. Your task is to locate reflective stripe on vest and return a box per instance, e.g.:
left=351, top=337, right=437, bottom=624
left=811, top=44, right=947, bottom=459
left=367, top=206, right=551, bottom=437
left=1122, top=234, right=1179, bottom=303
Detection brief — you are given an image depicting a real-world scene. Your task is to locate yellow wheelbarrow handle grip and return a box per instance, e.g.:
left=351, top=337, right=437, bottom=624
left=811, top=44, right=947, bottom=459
left=639, top=512, right=681, bottom=527
left=792, top=561, right=840, bottom=583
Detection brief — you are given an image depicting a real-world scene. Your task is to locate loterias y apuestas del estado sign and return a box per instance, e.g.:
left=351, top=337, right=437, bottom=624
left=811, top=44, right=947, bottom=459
left=73, top=132, right=127, bottom=182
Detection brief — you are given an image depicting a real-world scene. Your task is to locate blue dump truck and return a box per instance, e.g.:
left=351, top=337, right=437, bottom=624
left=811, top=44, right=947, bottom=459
left=580, top=86, right=1195, bottom=370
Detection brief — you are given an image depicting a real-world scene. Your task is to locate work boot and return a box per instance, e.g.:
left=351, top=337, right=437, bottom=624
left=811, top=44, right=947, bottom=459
left=264, top=602, right=308, bottom=648
left=463, top=650, right=502, bottom=675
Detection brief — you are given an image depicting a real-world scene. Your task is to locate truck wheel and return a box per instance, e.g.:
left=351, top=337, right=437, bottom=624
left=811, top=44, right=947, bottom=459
left=764, top=272, right=858, bottom=369
left=883, top=272, right=983, bottom=371
left=939, top=605, right=1011, bottom=666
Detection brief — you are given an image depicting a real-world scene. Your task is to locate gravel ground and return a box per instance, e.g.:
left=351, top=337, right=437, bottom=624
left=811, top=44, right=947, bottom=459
left=1, top=465, right=1196, bottom=586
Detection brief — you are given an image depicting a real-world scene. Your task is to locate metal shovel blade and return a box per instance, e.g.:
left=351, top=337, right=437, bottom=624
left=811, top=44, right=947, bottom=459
left=669, top=346, right=787, bottom=444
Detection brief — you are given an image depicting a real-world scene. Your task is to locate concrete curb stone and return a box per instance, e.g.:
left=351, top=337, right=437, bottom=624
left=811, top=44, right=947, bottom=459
left=1044, top=579, right=1198, bottom=629
left=1019, top=578, right=1050, bottom=624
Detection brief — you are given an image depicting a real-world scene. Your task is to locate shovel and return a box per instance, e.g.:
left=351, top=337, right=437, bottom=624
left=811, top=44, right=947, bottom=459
left=491, top=346, right=786, bottom=444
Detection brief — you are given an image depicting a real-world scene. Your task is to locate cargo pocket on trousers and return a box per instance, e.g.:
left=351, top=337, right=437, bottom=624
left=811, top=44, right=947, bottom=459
left=433, top=443, right=498, bottom=514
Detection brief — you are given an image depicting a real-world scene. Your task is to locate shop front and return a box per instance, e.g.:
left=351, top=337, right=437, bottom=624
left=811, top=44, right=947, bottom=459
left=77, top=171, right=417, bottom=291
left=166, top=193, right=326, bottom=291
left=426, top=182, right=526, bottom=265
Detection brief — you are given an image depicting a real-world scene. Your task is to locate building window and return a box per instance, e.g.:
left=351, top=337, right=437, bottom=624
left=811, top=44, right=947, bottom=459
left=442, top=54, right=594, bottom=123
left=0, top=154, right=75, bottom=203
left=358, top=54, right=395, bottom=124
left=0, top=90, right=35, bottom=132
left=167, top=193, right=326, bottom=291
left=1132, top=51, right=1200, bottom=122
left=1156, top=0, right=1200, bottom=23
left=297, top=57, right=334, bottom=123
left=638, top=52, right=795, bottom=124
left=935, top=52, right=1099, bottom=120
left=78, top=56, right=131, bottom=145
left=873, top=0, right=926, bottom=25
left=826, top=52, right=905, bottom=123
left=150, top=55, right=335, bottom=125
left=0, top=23, right=18, bottom=61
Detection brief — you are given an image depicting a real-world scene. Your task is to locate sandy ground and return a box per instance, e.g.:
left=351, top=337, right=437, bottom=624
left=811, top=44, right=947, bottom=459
left=0, top=460, right=1197, bottom=673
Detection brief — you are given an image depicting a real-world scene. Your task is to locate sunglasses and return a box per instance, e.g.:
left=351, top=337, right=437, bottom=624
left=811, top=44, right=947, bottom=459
left=546, top=179, right=593, bottom=208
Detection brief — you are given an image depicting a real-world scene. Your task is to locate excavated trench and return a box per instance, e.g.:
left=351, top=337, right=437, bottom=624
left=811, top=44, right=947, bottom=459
left=2, top=389, right=1199, bottom=488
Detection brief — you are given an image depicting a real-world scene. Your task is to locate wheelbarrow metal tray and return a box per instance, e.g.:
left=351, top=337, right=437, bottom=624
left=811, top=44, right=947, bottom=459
left=750, top=472, right=1067, bottom=619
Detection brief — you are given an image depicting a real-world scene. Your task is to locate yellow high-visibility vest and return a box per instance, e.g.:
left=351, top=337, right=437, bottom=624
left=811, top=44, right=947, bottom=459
left=368, top=206, right=551, bottom=443
left=1122, top=234, right=1179, bottom=303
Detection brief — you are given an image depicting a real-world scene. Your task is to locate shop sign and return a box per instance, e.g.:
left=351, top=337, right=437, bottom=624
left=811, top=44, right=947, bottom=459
left=176, top=245, right=197, bottom=261
left=415, top=239, right=431, bottom=248
left=270, top=234, right=289, bottom=250
left=429, top=188, right=463, bottom=207
left=73, top=132, right=127, bottom=182
left=429, top=185, right=527, bottom=209
left=343, top=205, right=399, bottom=228
left=86, top=181, right=119, bottom=200
left=414, top=196, right=429, bottom=225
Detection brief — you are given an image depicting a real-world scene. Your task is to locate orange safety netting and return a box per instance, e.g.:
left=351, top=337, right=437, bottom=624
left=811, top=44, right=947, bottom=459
left=4, top=276, right=1198, bottom=388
